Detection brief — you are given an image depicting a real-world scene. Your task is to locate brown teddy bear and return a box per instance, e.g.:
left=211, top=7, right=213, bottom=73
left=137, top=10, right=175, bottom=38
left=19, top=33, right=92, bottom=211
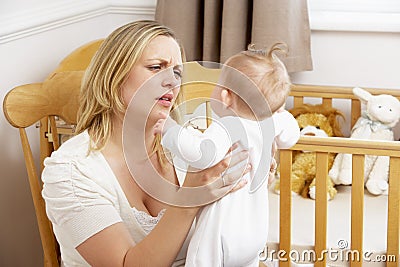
left=274, top=104, right=344, bottom=200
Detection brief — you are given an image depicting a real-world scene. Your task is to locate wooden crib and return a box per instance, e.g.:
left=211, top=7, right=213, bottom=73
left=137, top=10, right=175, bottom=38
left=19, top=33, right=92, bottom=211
left=267, top=84, right=400, bottom=267
left=179, top=63, right=400, bottom=266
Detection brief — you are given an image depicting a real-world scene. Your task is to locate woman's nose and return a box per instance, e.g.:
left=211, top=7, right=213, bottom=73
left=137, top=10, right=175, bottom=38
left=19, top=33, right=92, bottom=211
left=161, top=68, right=180, bottom=88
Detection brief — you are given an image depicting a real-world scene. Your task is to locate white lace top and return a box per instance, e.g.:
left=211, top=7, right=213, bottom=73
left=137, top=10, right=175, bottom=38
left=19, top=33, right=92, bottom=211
left=132, top=208, right=166, bottom=234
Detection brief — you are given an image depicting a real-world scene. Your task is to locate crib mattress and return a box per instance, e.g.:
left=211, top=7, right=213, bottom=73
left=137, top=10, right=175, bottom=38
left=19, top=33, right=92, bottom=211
left=266, top=185, right=390, bottom=266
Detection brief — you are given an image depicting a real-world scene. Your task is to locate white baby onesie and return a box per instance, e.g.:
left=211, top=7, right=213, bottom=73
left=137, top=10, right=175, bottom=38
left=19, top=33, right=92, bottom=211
left=161, top=111, right=299, bottom=266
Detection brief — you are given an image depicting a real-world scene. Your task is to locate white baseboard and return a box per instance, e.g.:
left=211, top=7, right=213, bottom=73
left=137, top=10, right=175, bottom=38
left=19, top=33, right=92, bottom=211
left=0, top=0, right=156, bottom=44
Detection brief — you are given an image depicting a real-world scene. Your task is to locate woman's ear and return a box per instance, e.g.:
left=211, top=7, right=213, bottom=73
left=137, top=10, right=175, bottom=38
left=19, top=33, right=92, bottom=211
left=220, top=89, right=233, bottom=108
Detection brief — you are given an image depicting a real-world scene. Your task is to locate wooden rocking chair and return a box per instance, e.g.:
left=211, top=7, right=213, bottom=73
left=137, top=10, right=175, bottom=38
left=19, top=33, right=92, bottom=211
left=2, top=39, right=103, bottom=266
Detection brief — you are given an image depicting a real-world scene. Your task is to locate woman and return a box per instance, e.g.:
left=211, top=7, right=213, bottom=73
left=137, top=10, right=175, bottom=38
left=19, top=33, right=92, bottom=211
left=42, top=20, right=251, bottom=266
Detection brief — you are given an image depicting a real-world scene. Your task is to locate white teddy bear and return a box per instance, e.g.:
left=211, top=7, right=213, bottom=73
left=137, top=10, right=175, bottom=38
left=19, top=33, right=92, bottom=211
left=329, top=87, right=400, bottom=195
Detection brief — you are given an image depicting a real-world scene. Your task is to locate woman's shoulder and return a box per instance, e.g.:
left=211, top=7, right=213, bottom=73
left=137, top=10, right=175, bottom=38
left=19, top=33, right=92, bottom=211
left=42, top=131, right=115, bottom=187
left=48, top=131, right=91, bottom=159
left=43, top=131, right=100, bottom=171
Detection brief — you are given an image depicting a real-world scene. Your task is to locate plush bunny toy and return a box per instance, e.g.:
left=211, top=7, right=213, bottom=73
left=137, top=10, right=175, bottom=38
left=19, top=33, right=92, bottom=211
left=329, top=87, right=400, bottom=195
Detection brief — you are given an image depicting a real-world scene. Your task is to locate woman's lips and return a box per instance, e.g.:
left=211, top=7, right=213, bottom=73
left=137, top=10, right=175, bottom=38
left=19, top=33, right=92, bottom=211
left=157, top=93, right=173, bottom=107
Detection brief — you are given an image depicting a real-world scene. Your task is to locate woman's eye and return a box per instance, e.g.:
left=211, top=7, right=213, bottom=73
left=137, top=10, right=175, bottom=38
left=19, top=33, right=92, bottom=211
left=148, top=65, right=161, bottom=71
left=174, top=70, right=182, bottom=79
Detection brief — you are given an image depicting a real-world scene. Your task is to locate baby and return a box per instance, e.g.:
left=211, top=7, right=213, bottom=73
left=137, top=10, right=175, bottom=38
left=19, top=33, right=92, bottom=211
left=154, top=43, right=300, bottom=266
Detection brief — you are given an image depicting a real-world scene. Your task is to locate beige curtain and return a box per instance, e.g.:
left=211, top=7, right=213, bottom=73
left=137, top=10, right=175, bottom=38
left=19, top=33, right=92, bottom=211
left=155, top=0, right=312, bottom=72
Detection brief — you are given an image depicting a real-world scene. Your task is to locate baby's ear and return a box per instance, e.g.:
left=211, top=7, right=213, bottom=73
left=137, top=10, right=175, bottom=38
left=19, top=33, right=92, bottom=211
left=220, top=89, right=233, bottom=107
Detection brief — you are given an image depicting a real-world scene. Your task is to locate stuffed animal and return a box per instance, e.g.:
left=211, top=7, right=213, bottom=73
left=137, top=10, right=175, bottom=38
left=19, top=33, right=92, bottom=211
left=274, top=104, right=344, bottom=200
left=328, top=87, right=400, bottom=195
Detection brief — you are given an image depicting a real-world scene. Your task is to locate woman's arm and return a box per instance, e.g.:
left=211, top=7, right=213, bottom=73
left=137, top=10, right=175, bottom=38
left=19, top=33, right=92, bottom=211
left=76, top=147, right=251, bottom=267
left=77, top=207, right=197, bottom=267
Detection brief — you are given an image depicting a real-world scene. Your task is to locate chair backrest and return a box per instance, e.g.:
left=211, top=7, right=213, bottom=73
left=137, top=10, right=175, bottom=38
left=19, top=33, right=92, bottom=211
left=180, top=62, right=221, bottom=128
left=2, top=39, right=102, bottom=266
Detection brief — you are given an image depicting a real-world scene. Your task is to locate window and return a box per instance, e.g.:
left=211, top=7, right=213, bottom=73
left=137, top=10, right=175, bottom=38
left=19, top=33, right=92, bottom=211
left=308, top=0, right=400, bottom=32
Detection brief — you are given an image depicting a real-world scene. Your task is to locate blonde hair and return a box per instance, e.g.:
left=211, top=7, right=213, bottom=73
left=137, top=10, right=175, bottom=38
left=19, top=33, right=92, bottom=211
left=76, top=20, right=184, bottom=160
left=225, top=43, right=291, bottom=116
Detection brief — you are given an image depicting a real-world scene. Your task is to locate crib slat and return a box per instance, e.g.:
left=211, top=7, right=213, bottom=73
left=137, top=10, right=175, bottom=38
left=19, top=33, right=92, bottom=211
left=387, top=157, right=400, bottom=267
left=351, top=99, right=361, bottom=129
left=351, top=154, right=365, bottom=267
left=279, top=150, right=292, bottom=266
left=322, top=98, right=332, bottom=107
left=293, top=96, right=304, bottom=107
left=315, top=152, right=328, bottom=267
left=205, top=101, right=212, bottom=127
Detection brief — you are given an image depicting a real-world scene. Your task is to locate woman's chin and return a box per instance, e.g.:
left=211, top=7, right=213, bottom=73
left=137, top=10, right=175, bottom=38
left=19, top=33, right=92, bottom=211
left=149, top=104, right=171, bottom=119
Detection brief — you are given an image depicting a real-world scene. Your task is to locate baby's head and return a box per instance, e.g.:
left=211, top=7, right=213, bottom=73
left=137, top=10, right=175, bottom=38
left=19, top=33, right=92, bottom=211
left=211, top=43, right=291, bottom=120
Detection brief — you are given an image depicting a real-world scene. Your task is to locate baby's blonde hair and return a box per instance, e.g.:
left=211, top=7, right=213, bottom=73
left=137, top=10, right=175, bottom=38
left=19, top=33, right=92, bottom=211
left=225, top=43, right=291, bottom=116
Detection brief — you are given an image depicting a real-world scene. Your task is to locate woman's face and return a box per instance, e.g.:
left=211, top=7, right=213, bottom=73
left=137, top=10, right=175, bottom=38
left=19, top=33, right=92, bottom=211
left=121, top=35, right=183, bottom=122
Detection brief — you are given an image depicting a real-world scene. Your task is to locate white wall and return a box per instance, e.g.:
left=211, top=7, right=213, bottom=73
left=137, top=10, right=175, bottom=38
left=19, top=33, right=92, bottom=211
left=1, top=0, right=400, bottom=265
left=292, top=31, right=400, bottom=89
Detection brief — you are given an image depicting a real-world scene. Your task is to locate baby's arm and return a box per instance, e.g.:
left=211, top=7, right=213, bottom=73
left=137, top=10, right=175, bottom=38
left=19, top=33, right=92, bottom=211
left=273, top=109, right=300, bottom=149
left=160, top=119, right=231, bottom=170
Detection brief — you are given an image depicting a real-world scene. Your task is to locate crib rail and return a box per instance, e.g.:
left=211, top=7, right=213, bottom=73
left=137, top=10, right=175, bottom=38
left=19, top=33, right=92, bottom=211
left=290, top=84, right=400, bottom=128
left=279, top=136, right=400, bottom=267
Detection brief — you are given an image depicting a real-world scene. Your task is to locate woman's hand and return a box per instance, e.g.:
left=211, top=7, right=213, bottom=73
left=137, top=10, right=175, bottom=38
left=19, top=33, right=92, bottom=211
left=183, top=142, right=251, bottom=200
left=153, top=111, right=177, bottom=135
left=153, top=118, right=166, bottom=135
